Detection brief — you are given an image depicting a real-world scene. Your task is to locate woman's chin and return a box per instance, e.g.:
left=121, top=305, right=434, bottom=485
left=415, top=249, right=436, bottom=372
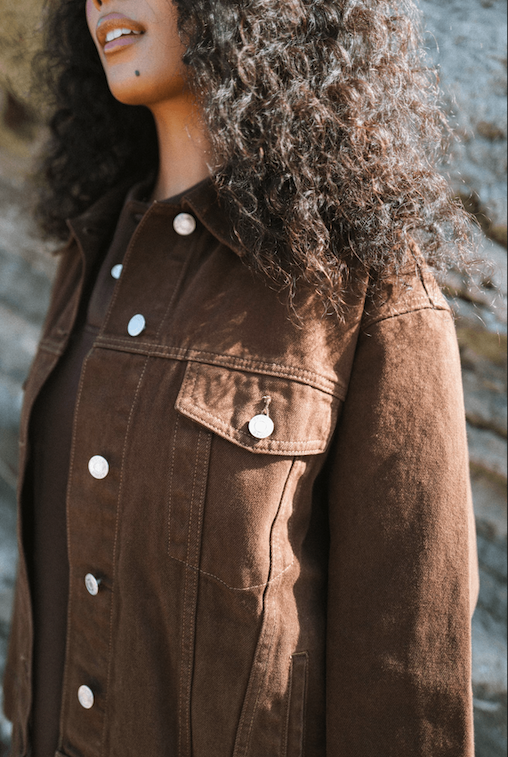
left=106, top=71, right=188, bottom=109
left=106, top=78, right=150, bottom=107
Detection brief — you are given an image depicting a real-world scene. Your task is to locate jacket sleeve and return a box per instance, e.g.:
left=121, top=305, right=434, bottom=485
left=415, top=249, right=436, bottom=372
left=325, top=304, right=479, bottom=756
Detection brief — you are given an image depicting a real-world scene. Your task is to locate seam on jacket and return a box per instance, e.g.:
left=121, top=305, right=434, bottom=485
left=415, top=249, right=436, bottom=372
left=362, top=294, right=436, bottom=327
left=38, top=339, right=66, bottom=356
left=281, top=656, right=293, bottom=757
left=362, top=298, right=450, bottom=330
left=98, top=339, right=339, bottom=389
left=418, top=266, right=434, bottom=305
left=234, top=458, right=298, bottom=755
left=418, top=264, right=448, bottom=309
left=101, top=356, right=150, bottom=755
left=166, top=414, right=179, bottom=558
left=234, top=586, right=279, bottom=757
left=92, top=338, right=345, bottom=397
left=179, top=428, right=210, bottom=757
left=167, top=553, right=295, bottom=592
left=241, top=574, right=281, bottom=754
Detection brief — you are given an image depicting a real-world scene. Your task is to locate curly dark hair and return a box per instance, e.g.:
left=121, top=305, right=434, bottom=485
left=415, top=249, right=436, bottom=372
left=35, top=0, right=472, bottom=313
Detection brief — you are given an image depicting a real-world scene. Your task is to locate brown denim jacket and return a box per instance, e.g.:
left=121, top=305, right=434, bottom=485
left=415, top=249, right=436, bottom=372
left=4, top=178, right=478, bottom=757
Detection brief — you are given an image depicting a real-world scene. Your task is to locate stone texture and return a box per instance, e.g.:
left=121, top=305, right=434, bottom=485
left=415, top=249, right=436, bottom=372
left=420, top=0, right=508, bottom=230
left=0, top=481, right=16, bottom=749
left=468, top=425, right=507, bottom=480
left=463, top=369, right=507, bottom=438
left=0, top=161, right=53, bottom=751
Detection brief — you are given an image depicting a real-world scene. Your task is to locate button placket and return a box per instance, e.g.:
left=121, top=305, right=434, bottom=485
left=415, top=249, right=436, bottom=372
left=79, top=455, right=108, bottom=720
left=63, top=206, right=198, bottom=744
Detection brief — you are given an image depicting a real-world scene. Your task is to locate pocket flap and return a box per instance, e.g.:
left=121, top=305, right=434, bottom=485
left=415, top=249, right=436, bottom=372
left=175, top=361, right=340, bottom=455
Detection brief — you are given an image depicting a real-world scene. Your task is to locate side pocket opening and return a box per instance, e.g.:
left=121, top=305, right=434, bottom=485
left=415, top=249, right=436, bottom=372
left=284, top=652, right=308, bottom=757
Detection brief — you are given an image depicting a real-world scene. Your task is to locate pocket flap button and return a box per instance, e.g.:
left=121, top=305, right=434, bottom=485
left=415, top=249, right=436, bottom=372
left=248, top=414, right=275, bottom=440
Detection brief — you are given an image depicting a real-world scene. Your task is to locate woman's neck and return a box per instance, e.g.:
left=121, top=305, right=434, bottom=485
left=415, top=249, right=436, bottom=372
left=149, top=93, right=212, bottom=201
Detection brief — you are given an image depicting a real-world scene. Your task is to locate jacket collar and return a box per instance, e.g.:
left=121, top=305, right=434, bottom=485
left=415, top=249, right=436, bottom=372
left=65, top=174, right=246, bottom=260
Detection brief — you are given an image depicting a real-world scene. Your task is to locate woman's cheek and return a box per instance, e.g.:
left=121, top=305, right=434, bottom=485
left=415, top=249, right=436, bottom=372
left=84, top=0, right=98, bottom=41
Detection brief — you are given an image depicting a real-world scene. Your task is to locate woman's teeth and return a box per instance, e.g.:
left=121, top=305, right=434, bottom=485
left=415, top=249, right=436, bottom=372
left=105, top=28, right=142, bottom=43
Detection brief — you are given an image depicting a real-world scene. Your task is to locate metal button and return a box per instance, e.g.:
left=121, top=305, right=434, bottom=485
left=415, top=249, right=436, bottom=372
left=85, top=573, right=101, bottom=596
left=248, top=414, right=275, bottom=440
left=78, top=685, right=94, bottom=709
left=173, top=212, right=196, bottom=236
left=127, top=314, right=146, bottom=337
left=88, top=455, right=109, bottom=480
left=111, top=264, right=123, bottom=280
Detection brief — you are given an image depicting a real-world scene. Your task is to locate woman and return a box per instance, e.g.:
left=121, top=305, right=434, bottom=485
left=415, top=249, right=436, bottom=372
left=3, top=0, right=479, bottom=755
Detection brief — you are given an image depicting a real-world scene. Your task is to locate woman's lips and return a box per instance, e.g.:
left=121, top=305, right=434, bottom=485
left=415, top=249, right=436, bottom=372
left=104, top=34, right=142, bottom=54
left=96, top=13, right=146, bottom=54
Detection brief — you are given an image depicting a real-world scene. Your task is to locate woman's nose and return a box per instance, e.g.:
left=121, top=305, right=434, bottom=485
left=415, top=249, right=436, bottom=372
left=92, top=0, right=103, bottom=8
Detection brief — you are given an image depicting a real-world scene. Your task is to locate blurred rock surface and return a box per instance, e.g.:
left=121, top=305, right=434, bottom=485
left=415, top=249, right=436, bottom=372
left=0, top=0, right=506, bottom=754
left=421, top=0, right=507, bottom=238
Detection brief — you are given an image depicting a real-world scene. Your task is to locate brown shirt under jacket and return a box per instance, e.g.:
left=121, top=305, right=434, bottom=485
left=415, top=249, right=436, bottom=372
left=4, top=176, right=479, bottom=757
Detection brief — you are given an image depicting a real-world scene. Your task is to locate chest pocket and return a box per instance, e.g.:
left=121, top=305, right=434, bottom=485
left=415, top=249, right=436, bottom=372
left=168, top=360, right=340, bottom=592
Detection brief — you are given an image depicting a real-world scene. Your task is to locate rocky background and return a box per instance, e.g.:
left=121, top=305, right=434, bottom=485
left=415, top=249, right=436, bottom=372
left=0, top=0, right=506, bottom=755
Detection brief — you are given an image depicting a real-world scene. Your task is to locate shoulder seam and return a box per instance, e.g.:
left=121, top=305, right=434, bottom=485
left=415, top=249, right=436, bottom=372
left=362, top=300, right=451, bottom=331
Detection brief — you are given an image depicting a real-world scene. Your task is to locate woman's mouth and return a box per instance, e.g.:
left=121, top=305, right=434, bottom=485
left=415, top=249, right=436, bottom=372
left=96, top=13, right=146, bottom=54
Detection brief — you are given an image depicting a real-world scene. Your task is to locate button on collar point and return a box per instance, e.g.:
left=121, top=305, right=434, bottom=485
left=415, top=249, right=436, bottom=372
left=173, top=212, right=197, bottom=236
